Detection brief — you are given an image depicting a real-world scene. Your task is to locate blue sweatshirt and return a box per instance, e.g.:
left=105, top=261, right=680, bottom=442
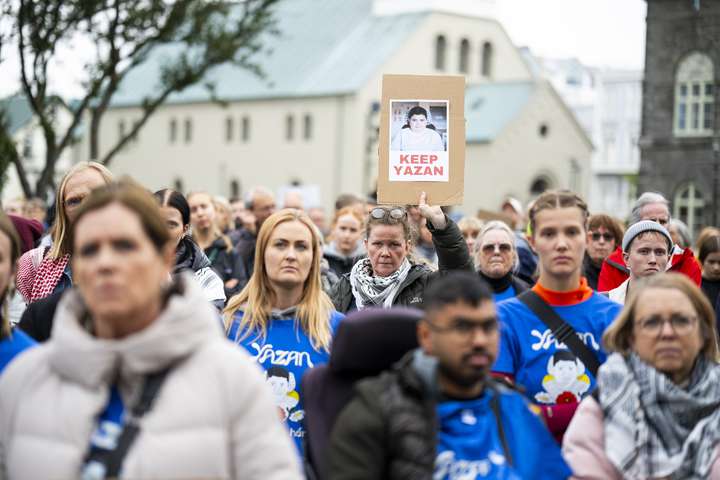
left=227, top=309, right=344, bottom=453
left=0, top=329, right=36, bottom=375
left=435, top=388, right=571, bottom=479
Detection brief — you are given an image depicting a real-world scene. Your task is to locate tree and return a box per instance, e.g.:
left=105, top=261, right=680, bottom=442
left=4, top=0, right=278, bottom=198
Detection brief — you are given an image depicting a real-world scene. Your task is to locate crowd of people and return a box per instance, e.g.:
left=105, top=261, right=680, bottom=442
left=1, top=161, right=720, bottom=479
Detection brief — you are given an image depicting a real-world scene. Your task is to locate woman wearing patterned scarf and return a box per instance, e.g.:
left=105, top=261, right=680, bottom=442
left=563, top=273, right=720, bottom=479
left=330, top=192, right=474, bottom=312
left=16, top=162, right=113, bottom=303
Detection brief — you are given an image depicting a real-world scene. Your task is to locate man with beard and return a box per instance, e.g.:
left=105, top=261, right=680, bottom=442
left=328, top=272, right=570, bottom=480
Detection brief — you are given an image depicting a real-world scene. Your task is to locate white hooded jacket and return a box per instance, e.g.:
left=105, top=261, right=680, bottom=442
left=0, top=275, right=302, bottom=480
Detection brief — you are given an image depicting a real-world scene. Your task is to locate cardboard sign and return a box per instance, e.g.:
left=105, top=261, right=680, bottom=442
left=378, top=75, right=465, bottom=206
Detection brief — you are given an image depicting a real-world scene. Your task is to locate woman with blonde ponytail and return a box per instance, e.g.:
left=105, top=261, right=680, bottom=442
left=225, top=208, right=344, bottom=453
left=0, top=211, right=35, bottom=374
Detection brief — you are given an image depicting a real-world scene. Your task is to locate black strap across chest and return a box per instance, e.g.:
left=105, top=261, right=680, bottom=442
left=517, top=290, right=601, bottom=378
left=82, top=368, right=171, bottom=478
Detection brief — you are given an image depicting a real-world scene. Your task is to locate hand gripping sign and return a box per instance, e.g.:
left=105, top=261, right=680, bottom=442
left=378, top=75, right=465, bottom=206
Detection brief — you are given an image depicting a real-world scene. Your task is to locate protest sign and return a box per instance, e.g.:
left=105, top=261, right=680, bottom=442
left=378, top=74, right=465, bottom=206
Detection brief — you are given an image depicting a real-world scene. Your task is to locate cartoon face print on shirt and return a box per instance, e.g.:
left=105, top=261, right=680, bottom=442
left=534, top=350, right=590, bottom=405
left=265, top=365, right=304, bottom=423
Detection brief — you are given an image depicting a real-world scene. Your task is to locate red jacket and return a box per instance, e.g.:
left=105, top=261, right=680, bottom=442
left=597, top=245, right=702, bottom=291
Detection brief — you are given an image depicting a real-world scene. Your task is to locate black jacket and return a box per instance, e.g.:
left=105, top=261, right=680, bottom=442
left=582, top=254, right=602, bottom=290
left=202, top=236, right=248, bottom=298
left=323, top=244, right=365, bottom=278
left=17, top=290, right=64, bottom=343
left=328, top=351, right=513, bottom=480
left=235, top=228, right=257, bottom=279
left=330, top=217, right=473, bottom=313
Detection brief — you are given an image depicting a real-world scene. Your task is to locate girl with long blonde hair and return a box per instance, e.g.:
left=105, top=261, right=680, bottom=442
left=224, top=208, right=343, bottom=453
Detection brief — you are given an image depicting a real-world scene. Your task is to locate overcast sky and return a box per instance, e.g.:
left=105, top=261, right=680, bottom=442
left=0, top=0, right=648, bottom=98
left=498, top=0, right=647, bottom=70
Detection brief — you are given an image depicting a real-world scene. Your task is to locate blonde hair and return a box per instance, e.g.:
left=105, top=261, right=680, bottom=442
left=603, top=273, right=720, bottom=361
left=0, top=212, right=21, bottom=338
left=187, top=191, right=233, bottom=253
left=49, top=162, right=113, bottom=259
left=475, top=220, right=518, bottom=269
left=223, top=209, right=334, bottom=351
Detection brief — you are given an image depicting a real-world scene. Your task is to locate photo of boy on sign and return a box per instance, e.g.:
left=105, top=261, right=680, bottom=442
left=389, top=100, right=449, bottom=182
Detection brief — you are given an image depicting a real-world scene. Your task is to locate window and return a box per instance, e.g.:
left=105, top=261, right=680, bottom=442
left=435, top=35, right=447, bottom=70
left=674, top=52, right=714, bottom=137
left=131, top=120, right=140, bottom=142
left=22, top=134, right=33, bottom=159
left=530, top=176, right=552, bottom=197
left=459, top=38, right=470, bottom=74
left=173, top=177, right=184, bottom=193
left=184, top=118, right=192, bottom=143
left=118, top=120, right=126, bottom=142
left=674, top=182, right=705, bottom=237
left=286, top=114, right=294, bottom=141
left=303, top=114, right=312, bottom=140
left=481, top=42, right=493, bottom=77
left=241, top=116, right=250, bottom=142
left=539, top=123, right=549, bottom=138
left=225, top=116, right=234, bottom=142
left=169, top=118, right=177, bottom=143
left=230, top=179, right=241, bottom=198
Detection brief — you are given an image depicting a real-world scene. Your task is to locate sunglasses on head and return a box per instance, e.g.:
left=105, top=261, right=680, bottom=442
left=590, top=232, right=614, bottom=242
left=370, top=207, right=407, bottom=221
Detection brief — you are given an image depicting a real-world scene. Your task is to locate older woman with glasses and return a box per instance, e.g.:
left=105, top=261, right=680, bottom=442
left=563, top=273, right=720, bottom=479
left=474, top=220, right=529, bottom=302
left=330, top=192, right=473, bottom=312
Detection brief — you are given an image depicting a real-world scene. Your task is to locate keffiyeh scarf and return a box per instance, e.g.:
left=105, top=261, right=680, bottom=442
left=349, top=257, right=411, bottom=310
left=599, top=352, right=720, bottom=479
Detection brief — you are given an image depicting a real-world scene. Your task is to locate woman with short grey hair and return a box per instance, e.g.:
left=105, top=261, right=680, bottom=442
left=474, top=220, right=529, bottom=302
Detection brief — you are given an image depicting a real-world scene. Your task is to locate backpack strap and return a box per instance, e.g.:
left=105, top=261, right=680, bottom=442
left=488, top=384, right=513, bottom=467
left=517, top=290, right=601, bottom=378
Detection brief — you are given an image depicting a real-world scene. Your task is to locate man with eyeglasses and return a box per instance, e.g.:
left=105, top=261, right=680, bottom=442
left=598, top=192, right=701, bottom=291
left=608, top=221, right=673, bottom=304
left=328, top=272, right=570, bottom=480
left=583, top=215, right=623, bottom=290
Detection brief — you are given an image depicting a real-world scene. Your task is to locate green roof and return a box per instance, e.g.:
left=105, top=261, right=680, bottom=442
left=465, top=81, right=534, bottom=143
left=110, top=0, right=428, bottom=106
left=0, top=93, right=34, bottom=135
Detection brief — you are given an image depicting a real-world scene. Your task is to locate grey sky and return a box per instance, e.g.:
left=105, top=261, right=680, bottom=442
left=0, top=0, right=647, bottom=98
left=498, top=0, right=647, bottom=70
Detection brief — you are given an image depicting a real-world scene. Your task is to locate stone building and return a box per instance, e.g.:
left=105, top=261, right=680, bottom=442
left=639, top=0, right=720, bottom=235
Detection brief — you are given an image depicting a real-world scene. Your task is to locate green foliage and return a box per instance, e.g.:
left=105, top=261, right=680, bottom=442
left=7, top=0, right=279, bottom=196
left=0, top=112, right=16, bottom=195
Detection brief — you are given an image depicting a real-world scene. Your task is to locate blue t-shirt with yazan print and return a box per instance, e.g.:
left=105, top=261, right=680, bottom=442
left=492, top=293, right=621, bottom=406
left=434, top=388, right=571, bottom=479
left=226, top=309, right=343, bottom=453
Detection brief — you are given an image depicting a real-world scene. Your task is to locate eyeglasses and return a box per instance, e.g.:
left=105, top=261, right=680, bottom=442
left=590, top=232, right=614, bottom=242
left=480, top=243, right=512, bottom=254
left=635, top=314, right=697, bottom=336
left=425, top=316, right=498, bottom=341
left=369, top=207, right=407, bottom=221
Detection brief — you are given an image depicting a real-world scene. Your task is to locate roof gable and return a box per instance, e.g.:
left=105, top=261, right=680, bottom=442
left=0, top=93, right=34, bottom=136
left=465, top=81, right=533, bottom=143
left=110, top=0, right=428, bottom=107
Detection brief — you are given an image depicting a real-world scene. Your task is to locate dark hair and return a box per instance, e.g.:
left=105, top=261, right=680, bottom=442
left=407, top=106, right=428, bottom=121
left=588, top=214, right=624, bottom=245
left=0, top=211, right=21, bottom=338
left=552, top=350, right=577, bottom=363
left=335, top=193, right=363, bottom=211
left=699, top=234, right=720, bottom=264
left=266, top=365, right=290, bottom=380
left=423, top=271, right=493, bottom=311
left=71, top=178, right=171, bottom=254
left=154, top=188, right=190, bottom=226
left=366, top=206, right=414, bottom=242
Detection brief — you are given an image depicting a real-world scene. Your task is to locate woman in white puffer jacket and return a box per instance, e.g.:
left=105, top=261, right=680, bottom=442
left=0, top=180, right=302, bottom=480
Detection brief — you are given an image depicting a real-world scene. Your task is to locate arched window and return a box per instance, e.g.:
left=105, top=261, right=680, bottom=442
left=230, top=179, right=241, bottom=198
left=674, top=52, right=714, bottom=136
left=481, top=41, right=493, bottom=78
left=674, top=182, right=705, bottom=237
left=286, top=114, right=294, bottom=141
left=459, top=38, right=470, bottom=74
left=530, top=175, right=552, bottom=197
left=173, top=177, right=184, bottom=194
left=435, top=35, right=447, bottom=71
